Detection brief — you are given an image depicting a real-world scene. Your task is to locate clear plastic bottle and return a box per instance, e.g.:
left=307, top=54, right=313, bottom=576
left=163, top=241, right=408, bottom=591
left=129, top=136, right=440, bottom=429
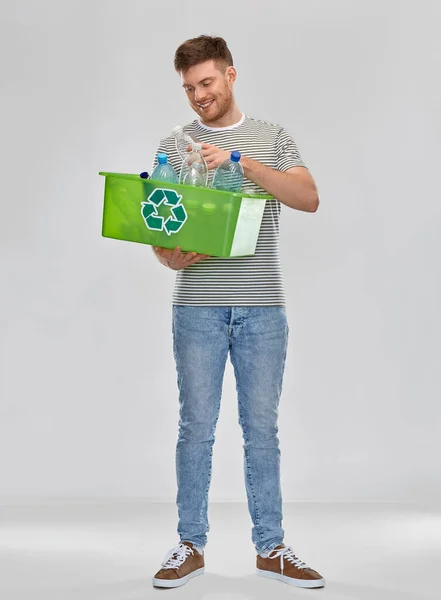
left=171, top=125, right=199, bottom=160
left=211, top=151, right=244, bottom=192
left=179, top=142, right=208, bottom=187
left=151, top=153, right=178, bottom=183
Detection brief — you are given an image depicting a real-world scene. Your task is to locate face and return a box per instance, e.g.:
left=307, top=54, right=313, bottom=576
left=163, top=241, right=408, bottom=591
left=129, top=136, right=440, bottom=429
left=181, top=60, right=236, bottom=125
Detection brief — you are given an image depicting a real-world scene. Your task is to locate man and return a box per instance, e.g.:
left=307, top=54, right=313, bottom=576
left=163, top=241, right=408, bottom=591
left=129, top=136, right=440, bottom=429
left=151, top=35, right=324, bottom=590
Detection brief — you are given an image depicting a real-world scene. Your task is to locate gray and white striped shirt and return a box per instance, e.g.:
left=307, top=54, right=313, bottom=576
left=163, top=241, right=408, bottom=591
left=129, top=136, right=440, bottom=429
left=152, top=113, right=306, bottom=306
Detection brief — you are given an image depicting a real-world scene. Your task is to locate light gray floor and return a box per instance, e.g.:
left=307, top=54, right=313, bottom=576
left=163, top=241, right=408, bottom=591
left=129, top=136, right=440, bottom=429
left=0, top=501, right=439, bottom=599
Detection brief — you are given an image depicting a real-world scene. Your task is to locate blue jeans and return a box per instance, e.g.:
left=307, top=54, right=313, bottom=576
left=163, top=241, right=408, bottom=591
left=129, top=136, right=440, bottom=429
left=172, top=305, right=289, bottom=555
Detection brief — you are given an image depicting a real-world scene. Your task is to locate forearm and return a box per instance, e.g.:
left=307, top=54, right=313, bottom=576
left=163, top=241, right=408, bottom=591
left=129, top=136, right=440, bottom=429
left=241, top=156, right=319, bottom=212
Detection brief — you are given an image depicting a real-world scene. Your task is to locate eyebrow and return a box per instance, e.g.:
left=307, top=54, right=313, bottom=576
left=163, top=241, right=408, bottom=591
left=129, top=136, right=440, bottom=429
left=182, top=77, right=213, bottom=88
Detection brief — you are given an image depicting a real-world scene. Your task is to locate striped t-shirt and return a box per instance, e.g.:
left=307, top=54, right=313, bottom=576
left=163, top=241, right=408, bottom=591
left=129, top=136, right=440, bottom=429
left=152, top=113, right=306, bottom=306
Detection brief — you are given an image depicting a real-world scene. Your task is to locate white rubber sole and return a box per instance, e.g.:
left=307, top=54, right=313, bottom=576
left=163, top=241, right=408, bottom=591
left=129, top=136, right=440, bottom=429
left=257, top=568, right=325, bottom=588
left=152, top=567, right=205, bottom=588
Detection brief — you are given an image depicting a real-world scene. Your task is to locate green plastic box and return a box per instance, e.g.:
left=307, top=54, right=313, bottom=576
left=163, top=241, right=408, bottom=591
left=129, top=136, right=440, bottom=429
left=99, top=172, right=271, bottom=257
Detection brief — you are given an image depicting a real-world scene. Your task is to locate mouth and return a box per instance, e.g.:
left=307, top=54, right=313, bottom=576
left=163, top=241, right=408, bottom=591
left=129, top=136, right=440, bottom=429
left=197, top=99, right=214, bottom=111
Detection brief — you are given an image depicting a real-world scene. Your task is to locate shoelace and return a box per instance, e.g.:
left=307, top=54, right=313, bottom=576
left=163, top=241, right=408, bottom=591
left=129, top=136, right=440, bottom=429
left=161, top=543, right=194, bottom=569
left=268, top=545, right=309, bottom=574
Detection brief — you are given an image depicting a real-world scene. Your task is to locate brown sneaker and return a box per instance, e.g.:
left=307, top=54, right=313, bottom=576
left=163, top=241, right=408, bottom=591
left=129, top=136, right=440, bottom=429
left=152, top=542, right=205, bottom=588
left=257, top=544, right=325, bottom=588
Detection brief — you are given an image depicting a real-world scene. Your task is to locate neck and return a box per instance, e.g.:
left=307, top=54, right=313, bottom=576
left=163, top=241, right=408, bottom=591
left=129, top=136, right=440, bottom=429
left=199, top=101, right=243, bottom=128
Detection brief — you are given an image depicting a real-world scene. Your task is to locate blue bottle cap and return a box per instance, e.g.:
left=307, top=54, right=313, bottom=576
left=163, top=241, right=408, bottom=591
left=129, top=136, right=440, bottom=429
left=157, top=153, right=167, bottom=164
left=139, top=171, right=149, bottom=179
left=231, top=151, right=241, bottom=162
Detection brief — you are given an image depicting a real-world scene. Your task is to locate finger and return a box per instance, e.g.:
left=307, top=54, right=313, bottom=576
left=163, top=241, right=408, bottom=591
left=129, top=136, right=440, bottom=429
left=179, top=250, right=194, bottom=261
left=202, top=146, right=217, bottom=155
left=192, top=254, right=209, bottom=263
left=186, top=253, right=205, bottom=264
left=187, top=257, right=202, bottom=267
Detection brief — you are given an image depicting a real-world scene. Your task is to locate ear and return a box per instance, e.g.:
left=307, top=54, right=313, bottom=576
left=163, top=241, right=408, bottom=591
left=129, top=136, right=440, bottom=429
left=227, top=66, right=237, bottom=84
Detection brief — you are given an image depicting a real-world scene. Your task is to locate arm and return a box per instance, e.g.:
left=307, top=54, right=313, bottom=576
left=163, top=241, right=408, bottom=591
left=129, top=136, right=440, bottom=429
left=243, top=126, right=319, bottom=211
left=241, top=160, right=319, bottom=212
left=200, top=127, right=319, bottom=212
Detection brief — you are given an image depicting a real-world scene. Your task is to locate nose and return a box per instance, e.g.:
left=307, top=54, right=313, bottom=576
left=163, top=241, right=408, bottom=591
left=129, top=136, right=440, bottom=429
left=194, top=87, right=208, bottom=103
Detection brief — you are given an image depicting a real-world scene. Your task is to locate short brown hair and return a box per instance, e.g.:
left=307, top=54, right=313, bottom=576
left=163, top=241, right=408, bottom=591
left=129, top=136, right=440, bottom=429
left=174, top=35, right=233, bottom=73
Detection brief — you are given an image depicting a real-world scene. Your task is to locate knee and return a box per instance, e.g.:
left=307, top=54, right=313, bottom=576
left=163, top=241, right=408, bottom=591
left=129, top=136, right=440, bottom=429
left=178, top=419, right=217, bottom=443
left=242, top=423, right=280, bottom=449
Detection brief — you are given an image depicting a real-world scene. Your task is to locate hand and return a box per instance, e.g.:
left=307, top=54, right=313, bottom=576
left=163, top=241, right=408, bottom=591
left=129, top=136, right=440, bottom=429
left=199, top=142, right=230, bottom=170
left=152, top=245, right=211, bottom=270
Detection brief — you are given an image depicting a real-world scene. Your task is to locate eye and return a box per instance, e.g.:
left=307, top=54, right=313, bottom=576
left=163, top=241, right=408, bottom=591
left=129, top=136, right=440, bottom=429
left=202, top=82, right=211, bottom=87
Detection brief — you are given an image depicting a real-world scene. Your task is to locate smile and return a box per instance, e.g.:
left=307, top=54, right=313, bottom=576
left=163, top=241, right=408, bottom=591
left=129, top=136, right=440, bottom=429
left=197, top=100, right=214, bottom=109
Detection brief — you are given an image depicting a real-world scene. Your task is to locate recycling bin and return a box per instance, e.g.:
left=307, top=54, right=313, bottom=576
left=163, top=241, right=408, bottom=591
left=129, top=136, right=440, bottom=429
left=99, top=172, right=271, bottom=257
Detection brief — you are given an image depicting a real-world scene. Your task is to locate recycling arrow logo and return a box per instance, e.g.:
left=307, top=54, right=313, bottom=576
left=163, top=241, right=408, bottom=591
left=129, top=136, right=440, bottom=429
left=141, top=188, right=188, bottom=236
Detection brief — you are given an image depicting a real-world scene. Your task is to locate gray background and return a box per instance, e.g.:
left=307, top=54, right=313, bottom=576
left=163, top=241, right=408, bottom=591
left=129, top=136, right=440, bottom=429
left=1, top=0, right=440, bottom=504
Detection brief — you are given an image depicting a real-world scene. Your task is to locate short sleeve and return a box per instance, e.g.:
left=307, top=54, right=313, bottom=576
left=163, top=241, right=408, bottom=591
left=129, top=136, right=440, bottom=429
left=151, top=139, right=168, bottom=174
left=275, top=127, right=306, bottom=171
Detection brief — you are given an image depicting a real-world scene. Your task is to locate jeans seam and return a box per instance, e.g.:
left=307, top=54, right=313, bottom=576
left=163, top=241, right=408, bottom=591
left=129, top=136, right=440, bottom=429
left=239, top=402, right=263, bottom=542
left=199, top=397, right=221, bottom=530
left=244, top=447, right=262, bottom=533
left=199, top=444, right=212, bottom=531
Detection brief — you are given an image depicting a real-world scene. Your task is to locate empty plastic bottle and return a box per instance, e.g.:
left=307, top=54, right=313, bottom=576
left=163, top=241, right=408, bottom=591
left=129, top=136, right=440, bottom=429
left=211, top=151, right=244, bottom=192
left=151, top=153, right=178, bottom=183
left=179, top=142, right=208, bottom=187
left=172, top=125, right=199, bottom=160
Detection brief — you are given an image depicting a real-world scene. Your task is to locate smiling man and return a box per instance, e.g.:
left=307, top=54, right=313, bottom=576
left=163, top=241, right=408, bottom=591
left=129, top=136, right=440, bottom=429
left=151, top=35, right=324, bottom=590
